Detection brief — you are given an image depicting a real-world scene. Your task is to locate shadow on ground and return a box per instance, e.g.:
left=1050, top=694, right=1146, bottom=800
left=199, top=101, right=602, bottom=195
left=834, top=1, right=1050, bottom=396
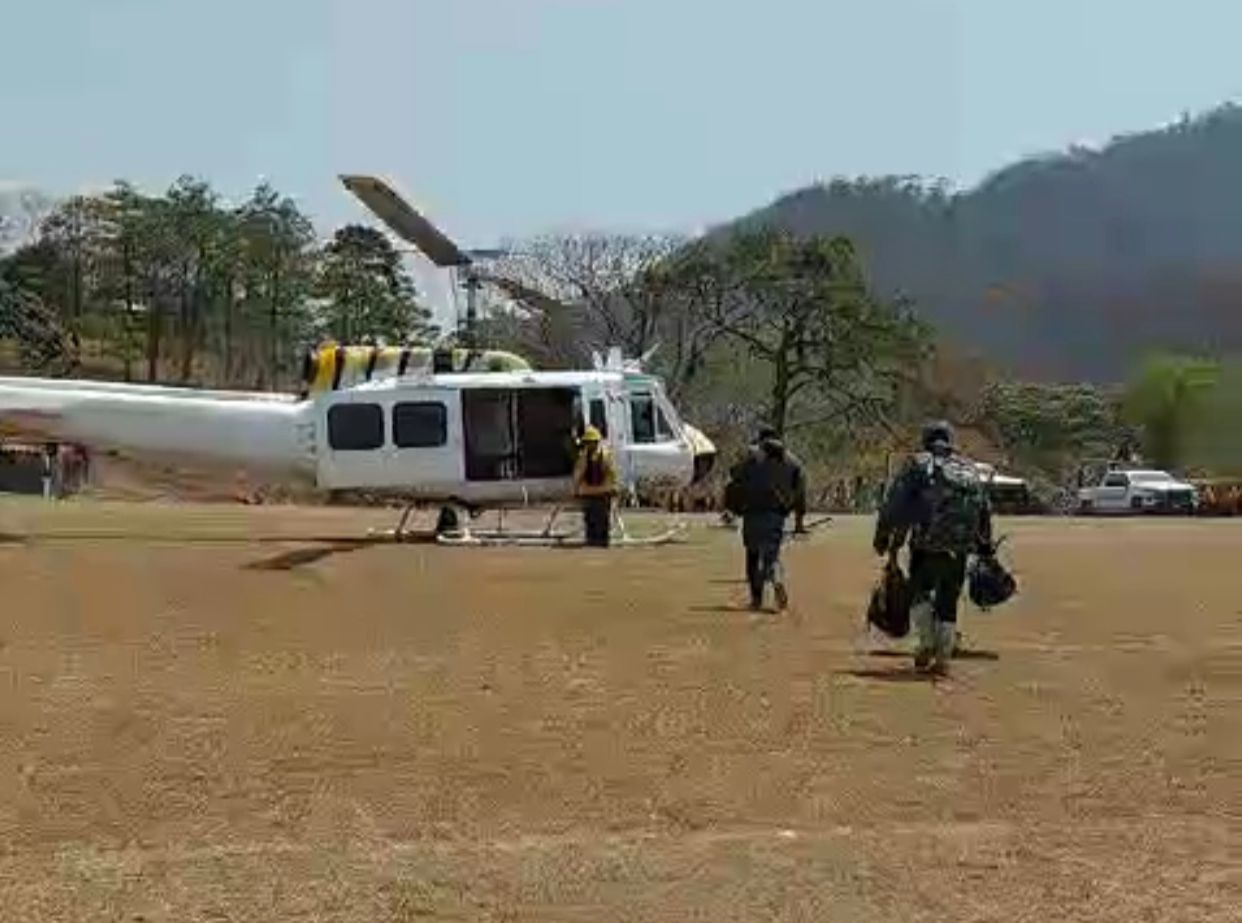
left=842, top=666, right=940, bottom=683
left=867, top=647, right=1000, bottom=661
left=244, top=539, right=384, bottom=571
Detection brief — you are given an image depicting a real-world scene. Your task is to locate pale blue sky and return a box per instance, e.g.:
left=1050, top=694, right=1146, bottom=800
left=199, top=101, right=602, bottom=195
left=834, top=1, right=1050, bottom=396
left=3, top=0, right=1241, bottom=242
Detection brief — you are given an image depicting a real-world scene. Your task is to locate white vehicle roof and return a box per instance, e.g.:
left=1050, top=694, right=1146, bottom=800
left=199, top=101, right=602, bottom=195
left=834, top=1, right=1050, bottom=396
left=342, top=369, right=649, bottom=394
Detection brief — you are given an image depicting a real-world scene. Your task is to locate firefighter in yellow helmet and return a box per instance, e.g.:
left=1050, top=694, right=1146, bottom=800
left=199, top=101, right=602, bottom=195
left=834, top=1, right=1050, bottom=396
left=573, top=425, right=618, bottom=547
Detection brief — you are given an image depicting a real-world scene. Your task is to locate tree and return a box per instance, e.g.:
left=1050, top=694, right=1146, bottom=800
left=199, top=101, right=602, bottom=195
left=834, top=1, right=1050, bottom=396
left=981, top=380, right=1128, bottom=476
left=0, top=277, right=73, bottom=373
left=488, top=231, right=685, bottom=364
left=34, top=195, right=106, bottom=365
left=314, top=224, right=436, bottom=345
left=161, top=177, right=221, bottom=381
left=91, top=181, right=152, bottom=381
left=236, top=183, right=317, bottom=389
left=0, top=179, right=330, bottom=391
left=667, top=229, right=929, bottom=436
left=0, top=186, right=53, bottom=254
left=1183, top=358, right=1242, bottom=474
left=1122, top=353, right=1220, bottom=469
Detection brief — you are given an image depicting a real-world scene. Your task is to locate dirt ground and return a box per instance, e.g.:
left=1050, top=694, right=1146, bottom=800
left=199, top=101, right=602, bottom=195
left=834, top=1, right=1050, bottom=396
left=0, top=500, right=1238, bottom=922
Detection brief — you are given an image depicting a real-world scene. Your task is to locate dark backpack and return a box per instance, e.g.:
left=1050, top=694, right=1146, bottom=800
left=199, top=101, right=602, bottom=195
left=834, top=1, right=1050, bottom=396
left=916, top=453, right=986, bottom=551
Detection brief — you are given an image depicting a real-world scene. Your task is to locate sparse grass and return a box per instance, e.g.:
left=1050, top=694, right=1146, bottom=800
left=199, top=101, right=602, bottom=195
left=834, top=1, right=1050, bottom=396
left=0, top=501, right=1237, bottom=920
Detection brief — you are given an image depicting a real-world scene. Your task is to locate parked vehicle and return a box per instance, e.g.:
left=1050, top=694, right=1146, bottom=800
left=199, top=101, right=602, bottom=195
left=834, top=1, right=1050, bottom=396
left=976, top=462, right=1039, bottom=514
left=1076, top=467, right=1198, bottom=515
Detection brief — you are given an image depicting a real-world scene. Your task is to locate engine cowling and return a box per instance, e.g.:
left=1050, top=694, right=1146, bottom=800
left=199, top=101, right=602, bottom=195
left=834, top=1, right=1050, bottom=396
left=298, top=343, right=533, bottom=396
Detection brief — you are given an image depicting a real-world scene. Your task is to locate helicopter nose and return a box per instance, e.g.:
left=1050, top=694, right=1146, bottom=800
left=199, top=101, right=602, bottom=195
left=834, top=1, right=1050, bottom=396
left=693, top=449, right=717, bottom=484
left=682, top=423, right=717, bottom=484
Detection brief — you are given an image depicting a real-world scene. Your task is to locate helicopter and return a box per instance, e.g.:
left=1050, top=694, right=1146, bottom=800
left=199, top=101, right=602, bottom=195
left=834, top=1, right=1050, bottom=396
left=0, top=176, right=718, bottom=545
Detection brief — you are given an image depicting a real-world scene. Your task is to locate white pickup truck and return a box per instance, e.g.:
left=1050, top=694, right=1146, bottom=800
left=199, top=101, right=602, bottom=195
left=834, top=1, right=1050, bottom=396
left=1077, top=468, right=1199, bottom=515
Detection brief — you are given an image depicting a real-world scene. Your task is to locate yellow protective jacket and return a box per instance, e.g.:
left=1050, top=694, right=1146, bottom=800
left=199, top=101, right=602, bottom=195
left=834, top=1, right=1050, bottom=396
left=573, top=445, right=618, bottom=498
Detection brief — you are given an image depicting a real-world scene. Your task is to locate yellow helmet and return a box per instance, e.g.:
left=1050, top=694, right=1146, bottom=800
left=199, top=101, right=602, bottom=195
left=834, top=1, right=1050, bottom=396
left=580, top=425, right=602, bottom=443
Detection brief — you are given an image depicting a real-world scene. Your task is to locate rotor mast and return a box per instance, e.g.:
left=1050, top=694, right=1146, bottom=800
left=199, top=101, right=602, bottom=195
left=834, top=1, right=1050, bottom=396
left=339, top=174, right=574, bottom=353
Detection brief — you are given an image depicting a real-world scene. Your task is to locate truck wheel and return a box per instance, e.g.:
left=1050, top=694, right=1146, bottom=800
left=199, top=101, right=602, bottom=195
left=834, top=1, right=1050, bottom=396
left=1078, top=499, right=1093, bottom=515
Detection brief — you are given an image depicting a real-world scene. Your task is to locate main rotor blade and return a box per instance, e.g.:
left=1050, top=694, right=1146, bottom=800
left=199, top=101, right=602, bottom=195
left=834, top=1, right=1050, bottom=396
left=464, top=248, right=510, bottom=261
left=339, top=174, right=471, bottom=268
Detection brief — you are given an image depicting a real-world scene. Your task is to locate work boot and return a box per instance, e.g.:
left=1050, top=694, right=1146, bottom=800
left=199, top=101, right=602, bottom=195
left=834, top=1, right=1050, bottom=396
left=950, top=628, right=968, bottom=658
left=773, top=579, right=789, bottom=611
left=930, top=621, right=956, bottom=674
left=911, top=602, right=935, bottom=671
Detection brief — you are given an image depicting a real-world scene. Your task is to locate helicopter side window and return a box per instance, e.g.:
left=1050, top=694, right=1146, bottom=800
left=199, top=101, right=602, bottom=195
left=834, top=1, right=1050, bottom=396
left=327, top=403, right=384, bottom=451
left=392, top=401, right=447, bottom=448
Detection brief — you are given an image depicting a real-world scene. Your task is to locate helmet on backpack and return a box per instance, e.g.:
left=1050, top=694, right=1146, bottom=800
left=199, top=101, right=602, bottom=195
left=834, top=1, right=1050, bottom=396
left=922, top=420, right=954, bottom=454
left=968, top=552, right=1017, bottom=609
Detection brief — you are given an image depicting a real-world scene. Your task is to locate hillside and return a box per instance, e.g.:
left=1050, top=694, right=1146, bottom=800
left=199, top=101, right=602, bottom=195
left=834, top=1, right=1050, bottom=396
left=731, top=104, right=1242, bottom=382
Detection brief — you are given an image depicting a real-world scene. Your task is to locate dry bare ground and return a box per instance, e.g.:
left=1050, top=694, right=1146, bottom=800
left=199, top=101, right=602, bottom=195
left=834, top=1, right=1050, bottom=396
left=0, top=500, right=1238, bottom=921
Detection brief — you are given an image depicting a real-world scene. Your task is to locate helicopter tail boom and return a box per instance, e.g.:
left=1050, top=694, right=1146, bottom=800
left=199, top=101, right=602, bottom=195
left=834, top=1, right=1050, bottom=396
left=0, top=377, right=313, bottom=478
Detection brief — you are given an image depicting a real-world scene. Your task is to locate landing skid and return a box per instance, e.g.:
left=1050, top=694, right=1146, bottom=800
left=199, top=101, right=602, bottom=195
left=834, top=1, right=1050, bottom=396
left=363, top=503, right=459, bottom=544
left=374, top=503, right=690, bottom=548
left=436, top=524, right=688, bottom=547
left=438, top=503, right=689, bottom=547
left=365, top=502, right=689, bottom=548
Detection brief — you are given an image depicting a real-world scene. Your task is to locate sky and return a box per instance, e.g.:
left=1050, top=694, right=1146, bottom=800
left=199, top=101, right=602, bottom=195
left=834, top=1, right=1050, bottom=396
left=3, top=0, right=1242, bottom=314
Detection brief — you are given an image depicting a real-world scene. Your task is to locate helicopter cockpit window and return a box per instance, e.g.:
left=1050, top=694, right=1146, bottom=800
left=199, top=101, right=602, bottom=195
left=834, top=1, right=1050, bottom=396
left=630, top=394, right=656, bottom=444
left=393, top=401, right=447, bottom=448
left=631, top=393, right=673, bottom=444
left=327, top=403, right=384, bottom=451
left=654, top=398, right=675, bottom=441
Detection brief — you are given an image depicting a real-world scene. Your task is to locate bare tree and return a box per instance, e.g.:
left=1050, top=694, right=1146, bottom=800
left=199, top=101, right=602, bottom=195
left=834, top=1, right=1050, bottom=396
left=488, top=231, right=686, bottom=363
left=0, top=186, right=54, bottom=253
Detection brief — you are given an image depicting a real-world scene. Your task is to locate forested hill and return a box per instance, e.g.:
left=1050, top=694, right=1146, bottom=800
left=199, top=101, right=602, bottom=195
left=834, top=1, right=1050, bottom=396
left=729, top=104, right=1242, bottom=382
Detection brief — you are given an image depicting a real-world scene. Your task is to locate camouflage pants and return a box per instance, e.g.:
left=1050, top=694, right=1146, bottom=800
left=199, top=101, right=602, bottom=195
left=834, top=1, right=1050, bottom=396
left=908, top=548, right=968, bottom=624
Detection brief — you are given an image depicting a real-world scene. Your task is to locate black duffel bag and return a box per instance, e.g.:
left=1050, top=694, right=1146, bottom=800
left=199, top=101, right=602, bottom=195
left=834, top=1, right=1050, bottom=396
left=866, top=556, right=911, bottom=638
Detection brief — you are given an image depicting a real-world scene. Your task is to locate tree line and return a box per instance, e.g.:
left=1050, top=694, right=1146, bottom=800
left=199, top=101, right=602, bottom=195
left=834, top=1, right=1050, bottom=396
left=0, top=178, right=438, bottom=390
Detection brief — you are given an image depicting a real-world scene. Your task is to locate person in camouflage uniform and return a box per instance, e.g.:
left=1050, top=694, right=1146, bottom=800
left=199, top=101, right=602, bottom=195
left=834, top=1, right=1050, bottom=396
left=873, top=421, right=995, bottom=674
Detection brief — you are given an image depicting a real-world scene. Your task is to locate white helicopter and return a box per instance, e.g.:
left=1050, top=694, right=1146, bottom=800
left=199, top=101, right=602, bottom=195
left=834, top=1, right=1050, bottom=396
left=0, top=176, right=718, bottom=545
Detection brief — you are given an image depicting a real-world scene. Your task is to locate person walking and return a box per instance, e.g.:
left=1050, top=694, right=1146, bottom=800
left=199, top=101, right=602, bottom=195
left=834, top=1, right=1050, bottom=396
left=873, top=421, right=995, bottom=674
left=724, top=426, right=807, bottom=611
